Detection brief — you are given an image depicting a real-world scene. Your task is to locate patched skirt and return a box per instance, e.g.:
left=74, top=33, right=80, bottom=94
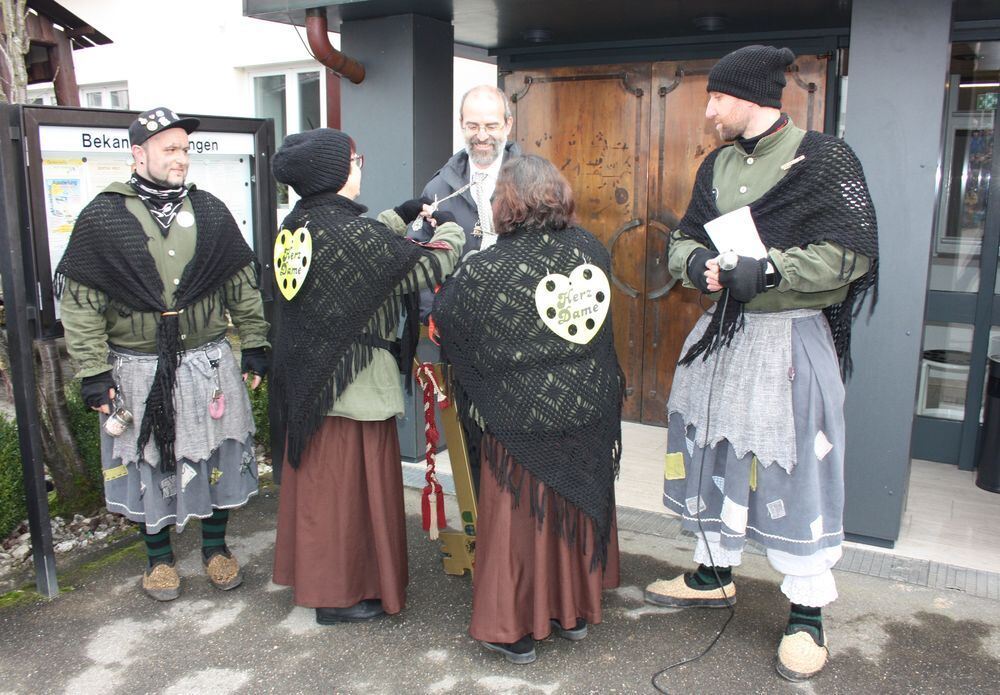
left=99, top=338, right=258, bottom=533
left=663, top=309, right=846, bottom=557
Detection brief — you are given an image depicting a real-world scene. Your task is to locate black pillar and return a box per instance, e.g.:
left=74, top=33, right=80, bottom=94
left=340, top=13, right=455, bottom=210
left=339, top=14, right=455, bottom=460
left=842, top=0, right=953, bottom=544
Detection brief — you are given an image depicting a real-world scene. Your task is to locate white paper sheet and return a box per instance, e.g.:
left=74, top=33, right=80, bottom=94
left=703, top=206, right=767, bottom=260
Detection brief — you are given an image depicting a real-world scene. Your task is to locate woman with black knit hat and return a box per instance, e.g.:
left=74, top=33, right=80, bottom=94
left=269, top=128, right=464, bottom=624
left=433, top=154, right=624, bottom=664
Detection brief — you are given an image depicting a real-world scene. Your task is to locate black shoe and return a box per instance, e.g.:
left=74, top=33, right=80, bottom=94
left=315, top=599, right=385, bottom=625
left=481, top=634, right=537, bottom=664
left=550, top=618, right=588, bottom=641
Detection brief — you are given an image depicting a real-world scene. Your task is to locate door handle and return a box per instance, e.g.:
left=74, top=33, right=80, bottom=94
left=607, top=218, right=642, bottom=298
left=646, top=218, right=679, bottom=300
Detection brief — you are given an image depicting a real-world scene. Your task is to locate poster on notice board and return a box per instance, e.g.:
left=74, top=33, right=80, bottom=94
left=38, top=124, right=256, bottom=317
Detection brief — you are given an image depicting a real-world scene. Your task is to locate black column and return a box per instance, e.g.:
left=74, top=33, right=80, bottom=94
left=842, top=0, right=953, bottom=544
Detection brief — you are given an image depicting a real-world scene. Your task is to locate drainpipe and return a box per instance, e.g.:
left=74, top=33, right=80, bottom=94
left=305, top=7, right=365, bottom=85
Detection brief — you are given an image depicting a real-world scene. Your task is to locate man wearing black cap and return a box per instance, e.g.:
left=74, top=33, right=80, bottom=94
left=57, top=106, right=269, bottom=602
left=643, top=46, right=879, bottom=681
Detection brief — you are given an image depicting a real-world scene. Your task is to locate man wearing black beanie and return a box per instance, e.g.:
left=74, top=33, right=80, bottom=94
left=644, top=46, right=879, bottom=682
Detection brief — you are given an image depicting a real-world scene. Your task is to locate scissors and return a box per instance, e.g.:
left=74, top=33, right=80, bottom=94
left=411, top=172, right=488, bottom=230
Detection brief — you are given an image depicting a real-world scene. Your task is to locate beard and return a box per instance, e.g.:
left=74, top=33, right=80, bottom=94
left=465, top=133, right=505, bottom=167
left=716, top=106, right=753, bottom=142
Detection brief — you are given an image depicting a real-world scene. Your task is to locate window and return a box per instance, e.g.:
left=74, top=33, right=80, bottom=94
left=80, top=83, right=130, bottom=110
left=250, top=66, right=326, bottom=210
left=26, top=87, right=56, bottom=105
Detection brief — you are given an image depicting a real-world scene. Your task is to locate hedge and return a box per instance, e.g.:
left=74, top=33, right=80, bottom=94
left=0, top=414, right=27, bottom=540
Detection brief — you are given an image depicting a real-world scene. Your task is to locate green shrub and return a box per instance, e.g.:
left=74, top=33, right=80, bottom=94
left=248, top=380, right=270, bottom=454
left=62, top=384, right=104, bottom=515
left=0, top=415, right=27, bottom=539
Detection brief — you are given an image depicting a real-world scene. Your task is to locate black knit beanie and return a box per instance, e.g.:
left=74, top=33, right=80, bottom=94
left=272, top=128, right=353, bottom=197
left=707, top=45, right=796, bottom=108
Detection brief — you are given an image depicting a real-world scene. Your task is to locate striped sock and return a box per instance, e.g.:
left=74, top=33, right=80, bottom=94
left=201, top=509, right=230, bottom=561
left=684, top=564, right=732, bottom=589
left=141, top=524, right=174, bottom=568
left=788, top=603, right=825, bottom=646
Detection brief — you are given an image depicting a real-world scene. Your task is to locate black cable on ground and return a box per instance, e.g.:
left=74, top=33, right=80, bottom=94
left=651, top=290, right=737, bottom=694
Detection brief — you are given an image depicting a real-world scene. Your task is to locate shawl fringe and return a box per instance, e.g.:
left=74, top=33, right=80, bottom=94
left=676, top=131, right=879, bottom=376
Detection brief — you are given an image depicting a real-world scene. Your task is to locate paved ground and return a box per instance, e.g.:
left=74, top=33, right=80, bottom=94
left=1, top=483, right=999, bottom=694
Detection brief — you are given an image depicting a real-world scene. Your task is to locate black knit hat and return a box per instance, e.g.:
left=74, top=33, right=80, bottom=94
left=707, top=45, right=796, bottom=108
left=273, top=128, right=353, bottom=197
left=129, top=106, right=199, bottom=146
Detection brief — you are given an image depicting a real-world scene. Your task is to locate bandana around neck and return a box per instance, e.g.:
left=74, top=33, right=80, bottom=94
left=129, top=173, right=189, bottom=235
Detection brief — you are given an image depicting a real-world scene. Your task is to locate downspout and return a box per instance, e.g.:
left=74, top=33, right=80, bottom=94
left=305, top=7, right=365, bottom=84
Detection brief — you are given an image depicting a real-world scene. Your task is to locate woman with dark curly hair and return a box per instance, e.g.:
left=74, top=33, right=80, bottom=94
left=433, top=154, right=625, bottom=664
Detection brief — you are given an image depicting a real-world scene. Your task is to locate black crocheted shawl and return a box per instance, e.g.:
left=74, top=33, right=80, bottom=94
left=677, top=131, right=879, bottom=374
left=433, top=226, right=625, bottom=569
left=270, top=192, right=444, bottom=469
left=55, top=187, right=257, bottom=470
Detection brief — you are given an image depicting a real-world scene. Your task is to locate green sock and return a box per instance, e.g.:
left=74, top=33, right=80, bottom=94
left=684, top=564, right=732, bottom=589
left=788, top=603, right=824, bottom=645
left=201, top=508, right=230, bottom=560
left=141, top=524, right=174, bottom=568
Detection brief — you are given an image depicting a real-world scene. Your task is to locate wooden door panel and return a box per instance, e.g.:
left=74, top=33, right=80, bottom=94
left=640, top=55, right=829, bottom=426
left=504, top=65, right=652, bottom=420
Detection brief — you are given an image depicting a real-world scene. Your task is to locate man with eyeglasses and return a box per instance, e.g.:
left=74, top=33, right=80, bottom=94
left=408, top=85, right=521, bottom=527
left=412, top=85, right=521, bottom=257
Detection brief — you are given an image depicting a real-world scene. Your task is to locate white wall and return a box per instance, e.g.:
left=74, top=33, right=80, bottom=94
left=47, top=1, right=497, bottom=151
left=57, top=0, right=324, bottom=115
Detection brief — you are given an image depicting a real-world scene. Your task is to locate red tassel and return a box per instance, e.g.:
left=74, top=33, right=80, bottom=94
left=421, top=480, right=446, bottom=537
left=415, top=362, right=448, bottom=539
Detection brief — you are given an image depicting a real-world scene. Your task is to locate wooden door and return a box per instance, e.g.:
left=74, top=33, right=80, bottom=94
left=640, top=55, right=829, bottom=425
left=502, top=54, right=828, bottom=425
left=503, top=64, right=652, bottom=420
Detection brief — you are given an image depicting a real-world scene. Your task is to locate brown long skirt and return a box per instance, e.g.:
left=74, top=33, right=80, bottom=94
left=469, top=439, right=621, bottom=643
left=272, top=416, right=408, bottom=613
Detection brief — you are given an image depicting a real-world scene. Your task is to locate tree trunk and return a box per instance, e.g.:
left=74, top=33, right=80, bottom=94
left=34, top=338, right=97, bottom=514
left=0, top=0, right=29, bottom=105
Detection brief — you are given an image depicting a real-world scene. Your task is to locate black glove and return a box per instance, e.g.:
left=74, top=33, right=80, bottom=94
left=718, top=255, right=768, bottom=303
left=430, top=210, right=456, bottom=226
left=393, top=196, right=432, bottom=224
left=241, top=347, right=269, bottom=378
left=686, top=247, right=714, bottom=294
left=81, top=371, right=115, bottom=410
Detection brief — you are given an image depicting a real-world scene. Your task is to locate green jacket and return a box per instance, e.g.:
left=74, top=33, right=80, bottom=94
left=668, top=120, right=871, bottom=311
left=60, top=181, right=270, bottom=378
left=327, top=209, right=465, bottom=421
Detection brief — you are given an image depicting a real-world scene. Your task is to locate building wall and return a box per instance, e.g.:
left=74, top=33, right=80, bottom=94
left=40, top=0, right=496, bottom=152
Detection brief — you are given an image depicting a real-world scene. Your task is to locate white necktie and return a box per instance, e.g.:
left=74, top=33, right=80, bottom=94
left=472, top=174, right=496, bottom=249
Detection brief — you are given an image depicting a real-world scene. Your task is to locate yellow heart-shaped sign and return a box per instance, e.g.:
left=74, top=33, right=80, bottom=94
left=534, top=263, right=610, bottom=345
left=273, top=226, right=312, bottom=300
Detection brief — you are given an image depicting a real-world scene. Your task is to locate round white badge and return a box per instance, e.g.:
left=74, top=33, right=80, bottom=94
left=176, top=211, right=195, bottom=228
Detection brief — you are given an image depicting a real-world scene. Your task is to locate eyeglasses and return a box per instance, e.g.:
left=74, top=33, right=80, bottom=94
left=350, top=153, right=364, bottom=169
left=462, top=122, right=505, bottom=135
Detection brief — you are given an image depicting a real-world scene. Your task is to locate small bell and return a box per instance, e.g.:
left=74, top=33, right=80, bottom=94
left=103, top=407, right=133, bottom=437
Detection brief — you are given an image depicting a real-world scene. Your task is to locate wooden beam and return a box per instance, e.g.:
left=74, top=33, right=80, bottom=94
left=49, top=20, right=77, bottom=105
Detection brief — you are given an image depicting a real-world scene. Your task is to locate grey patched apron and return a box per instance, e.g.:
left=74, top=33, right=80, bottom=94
left=663, top=309, right=845, bottom=556
left=99, top=337, right=257, bottom=533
